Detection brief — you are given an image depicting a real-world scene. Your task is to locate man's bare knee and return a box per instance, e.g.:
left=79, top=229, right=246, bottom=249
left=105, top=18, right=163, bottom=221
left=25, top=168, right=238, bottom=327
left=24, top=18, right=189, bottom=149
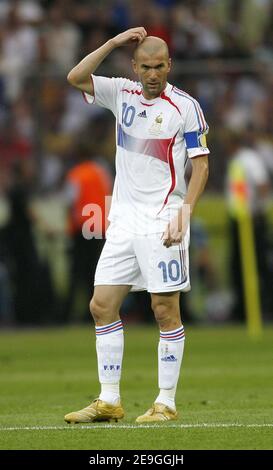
left=89, top=296, right=119, bottom=326
left=151, top=294, right=181, bottom=331
left=154, top=308, right=181, bottom=330
left=90, top=297, right=107, bottom=323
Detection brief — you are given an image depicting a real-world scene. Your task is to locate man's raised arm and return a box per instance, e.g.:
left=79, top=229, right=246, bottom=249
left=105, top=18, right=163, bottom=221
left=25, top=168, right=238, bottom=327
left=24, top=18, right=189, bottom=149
left=67, top=27, right=147, bottom=95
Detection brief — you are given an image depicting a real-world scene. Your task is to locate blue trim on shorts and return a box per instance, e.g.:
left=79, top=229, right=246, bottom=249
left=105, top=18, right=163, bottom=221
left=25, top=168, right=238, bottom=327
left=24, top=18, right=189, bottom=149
left=171, top=244, right=187, bottom=287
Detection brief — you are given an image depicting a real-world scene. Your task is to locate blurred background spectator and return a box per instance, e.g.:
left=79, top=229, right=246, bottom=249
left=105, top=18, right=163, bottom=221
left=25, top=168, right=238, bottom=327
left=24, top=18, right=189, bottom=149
left=226, top=128, right=272, bottom=321
left=62, top=138, right=112, bottom=323
left=0, top=159, right=57, bottom=324
left=0, top=0, right=272, bottom=326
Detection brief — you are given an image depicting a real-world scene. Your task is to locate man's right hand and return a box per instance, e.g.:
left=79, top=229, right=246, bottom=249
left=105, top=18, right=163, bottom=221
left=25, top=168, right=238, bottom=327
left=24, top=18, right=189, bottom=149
left=67, top=27, right=147, bottom=96
left=111, top=27, right=147, bottom=48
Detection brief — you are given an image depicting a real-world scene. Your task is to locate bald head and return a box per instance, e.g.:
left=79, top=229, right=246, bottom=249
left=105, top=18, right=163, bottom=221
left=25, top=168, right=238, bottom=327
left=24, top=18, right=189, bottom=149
left=134, top=36, right=169, bottom=61
left=132, top=36, right=171, bottom=99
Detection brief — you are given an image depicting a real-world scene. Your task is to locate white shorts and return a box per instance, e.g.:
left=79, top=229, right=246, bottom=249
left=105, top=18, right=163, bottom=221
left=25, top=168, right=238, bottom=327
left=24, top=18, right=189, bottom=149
left=94, top=223, right=191, bottom=293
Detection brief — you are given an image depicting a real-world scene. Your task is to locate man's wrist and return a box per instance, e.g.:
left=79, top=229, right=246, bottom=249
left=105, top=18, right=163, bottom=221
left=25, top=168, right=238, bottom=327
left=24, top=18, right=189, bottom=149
left=108, top=38, right=118, bottom=50
left=181, top=202, right=193, bottom=216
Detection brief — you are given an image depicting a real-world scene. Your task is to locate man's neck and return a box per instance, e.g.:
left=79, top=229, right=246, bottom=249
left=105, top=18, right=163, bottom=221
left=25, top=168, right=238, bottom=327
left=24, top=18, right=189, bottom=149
left=142, top=82, right=168, bottom=100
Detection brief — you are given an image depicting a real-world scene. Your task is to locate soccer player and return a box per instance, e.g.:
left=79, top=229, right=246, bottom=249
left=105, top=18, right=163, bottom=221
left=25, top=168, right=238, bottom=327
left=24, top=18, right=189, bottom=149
left=64, top=27, right=210, bottom=424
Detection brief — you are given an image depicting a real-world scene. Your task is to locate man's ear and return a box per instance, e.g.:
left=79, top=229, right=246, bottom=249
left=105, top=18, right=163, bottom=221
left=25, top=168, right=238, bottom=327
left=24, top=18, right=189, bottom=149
left=131, top=59, right=137, bottom=75
left=168, top=58, right=172, bottom=73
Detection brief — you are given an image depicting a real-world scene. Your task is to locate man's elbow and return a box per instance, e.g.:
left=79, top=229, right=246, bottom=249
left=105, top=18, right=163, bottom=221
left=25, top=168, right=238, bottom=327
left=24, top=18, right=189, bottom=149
left=67, top=68, right=78, bottom=86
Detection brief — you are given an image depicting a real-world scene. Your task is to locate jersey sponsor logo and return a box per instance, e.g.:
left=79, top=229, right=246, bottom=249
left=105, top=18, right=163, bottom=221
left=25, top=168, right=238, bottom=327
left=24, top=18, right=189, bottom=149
left=137, top=110, right=147, bottom=118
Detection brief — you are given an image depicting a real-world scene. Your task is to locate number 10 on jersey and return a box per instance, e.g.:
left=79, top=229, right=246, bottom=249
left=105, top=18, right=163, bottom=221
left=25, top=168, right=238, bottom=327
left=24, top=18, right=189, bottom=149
left=122, top=102, right=136, bottom=127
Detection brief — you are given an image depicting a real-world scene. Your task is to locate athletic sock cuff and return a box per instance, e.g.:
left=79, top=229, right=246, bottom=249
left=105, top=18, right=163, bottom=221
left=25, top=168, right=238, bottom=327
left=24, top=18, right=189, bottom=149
left=160, top=325, right=185, bottom=342
left=95, top=320, right=123, bottom=336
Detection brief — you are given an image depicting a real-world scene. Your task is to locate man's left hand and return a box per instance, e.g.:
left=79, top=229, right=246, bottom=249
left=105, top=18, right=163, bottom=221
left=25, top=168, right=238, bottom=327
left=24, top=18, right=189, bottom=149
left=162, top=205, right=190, bottom=248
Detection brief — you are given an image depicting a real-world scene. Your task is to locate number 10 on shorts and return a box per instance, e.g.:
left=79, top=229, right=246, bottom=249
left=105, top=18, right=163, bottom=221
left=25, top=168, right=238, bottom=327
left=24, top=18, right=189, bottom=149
left=158, top=260, right=180, bottom=283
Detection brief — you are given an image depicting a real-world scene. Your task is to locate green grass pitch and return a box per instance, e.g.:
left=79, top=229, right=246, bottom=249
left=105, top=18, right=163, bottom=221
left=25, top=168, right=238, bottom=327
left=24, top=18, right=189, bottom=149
left=0, top=324, right=273, bottom=450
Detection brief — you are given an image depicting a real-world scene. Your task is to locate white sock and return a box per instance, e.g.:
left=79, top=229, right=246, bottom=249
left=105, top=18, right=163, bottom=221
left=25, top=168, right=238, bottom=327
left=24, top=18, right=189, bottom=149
left=155, top=325, right=185, bottom=410
left=95, top=320, right=124, bottom=405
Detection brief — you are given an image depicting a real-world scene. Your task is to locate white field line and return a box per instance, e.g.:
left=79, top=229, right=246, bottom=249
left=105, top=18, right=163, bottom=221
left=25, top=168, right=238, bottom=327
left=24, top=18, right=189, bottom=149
left=0, top=424, right=273, bottom=431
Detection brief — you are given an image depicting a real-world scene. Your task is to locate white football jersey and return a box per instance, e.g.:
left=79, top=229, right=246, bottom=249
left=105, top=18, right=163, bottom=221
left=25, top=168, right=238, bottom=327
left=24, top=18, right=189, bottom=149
left=83, top=75, right=210, bottom=234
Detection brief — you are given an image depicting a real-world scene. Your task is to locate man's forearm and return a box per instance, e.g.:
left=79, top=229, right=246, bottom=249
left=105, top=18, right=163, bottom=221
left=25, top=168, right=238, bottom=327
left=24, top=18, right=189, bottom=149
left=184, top=156, right=209, bottom=215
left=67, top=28, right=147, bottom=92
left=67, top=39, right=115, bottom=86
left=162, top=156, right=209, bottom=247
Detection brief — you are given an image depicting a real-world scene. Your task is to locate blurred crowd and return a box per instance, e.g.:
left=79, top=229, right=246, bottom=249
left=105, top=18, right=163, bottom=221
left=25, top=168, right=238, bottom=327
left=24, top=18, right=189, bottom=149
left=0, top=0, right=272, bottom=191
left=0, top=0, right=272, bottom=325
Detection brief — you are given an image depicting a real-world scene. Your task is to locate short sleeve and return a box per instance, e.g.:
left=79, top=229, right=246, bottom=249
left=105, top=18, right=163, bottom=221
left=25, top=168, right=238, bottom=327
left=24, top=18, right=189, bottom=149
left=83, top=75, right=127, bottom=116
left=183, top=99, right=210, bottom=158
